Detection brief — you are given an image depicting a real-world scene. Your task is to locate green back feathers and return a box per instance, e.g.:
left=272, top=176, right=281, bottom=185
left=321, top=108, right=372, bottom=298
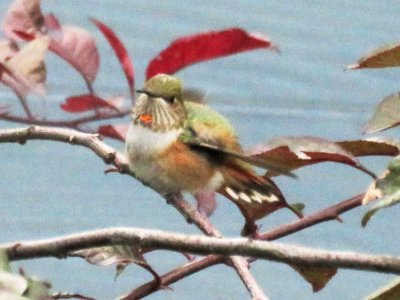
left=184, top=101, right=235, bottom=136
left=181, top=101, right=239, bottom=151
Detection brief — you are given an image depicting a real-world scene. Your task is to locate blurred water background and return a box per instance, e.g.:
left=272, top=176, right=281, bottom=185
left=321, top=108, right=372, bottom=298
left=1, top=1, right=400, bottom=299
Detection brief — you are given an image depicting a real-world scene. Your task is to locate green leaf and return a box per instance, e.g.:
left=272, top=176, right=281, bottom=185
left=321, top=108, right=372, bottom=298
left=0, top=271, right=28, bottom=298
left=364, top=93, right=400, bottom=134
left=290, top=264, right=337, bottom=292
left=0, top=252, right=30, bottom=299
left=347, top=43, right=400, bottom=69
left=23, top=277, right=50, bottom=300
left=362, top=156, right=400, bottom=226
left=362, top=190, right=400, bottom=227
left=365, top=277, right=400, bottom=300
left=0, top=252, right=51, bottom=300
left=288, top=203, right=305, bottom=217
left=0, top=250, right=10, bottom=272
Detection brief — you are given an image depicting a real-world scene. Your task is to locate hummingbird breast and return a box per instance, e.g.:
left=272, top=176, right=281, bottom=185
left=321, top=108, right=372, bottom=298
left=125, top=123, right=224, bottom=194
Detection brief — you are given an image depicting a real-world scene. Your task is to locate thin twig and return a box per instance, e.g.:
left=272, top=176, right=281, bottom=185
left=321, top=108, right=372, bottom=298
left=258, top=193, right=364, bottom=241
left=0, top=108, right=130, bottom=128
left=84, top=78, right=101, bottom=117
left=51, top=292, right=95, bottom=300
left=85, top=79, right=95, bottom=95
left=129, top=254, right=223, bottom=299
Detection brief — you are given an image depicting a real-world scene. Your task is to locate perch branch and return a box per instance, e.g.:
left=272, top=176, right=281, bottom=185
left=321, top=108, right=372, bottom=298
left=3, top=227, right=400, bottom=275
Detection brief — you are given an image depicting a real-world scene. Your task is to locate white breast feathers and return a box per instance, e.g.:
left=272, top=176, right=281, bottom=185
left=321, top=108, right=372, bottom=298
left=125, top=123, right=183, bottom=160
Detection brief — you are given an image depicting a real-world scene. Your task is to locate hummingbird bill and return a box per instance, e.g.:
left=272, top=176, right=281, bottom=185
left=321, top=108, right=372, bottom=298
left=125, top=74, right=301, bottom=235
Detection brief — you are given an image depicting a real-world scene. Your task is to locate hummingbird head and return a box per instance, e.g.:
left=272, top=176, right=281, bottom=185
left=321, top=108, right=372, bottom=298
left=132, top=74, right=187, bottom=132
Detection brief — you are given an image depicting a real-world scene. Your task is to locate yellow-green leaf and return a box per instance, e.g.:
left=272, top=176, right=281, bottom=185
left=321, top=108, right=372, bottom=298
left=364, top=93, right=400, bottom=134
left=362, top=156, right=400, bottom=226
left=0, top=39, right=18, bottom=62
left=1, top=36, right=49, bottom=97
left=6, top=36, right=49, bottom=87
left=71, top=245, right=150, bottom=279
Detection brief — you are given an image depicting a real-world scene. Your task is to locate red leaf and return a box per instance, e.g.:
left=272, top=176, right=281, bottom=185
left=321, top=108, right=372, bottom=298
left=1, top=0, right=44, bottom=40
left=91, top=18, right=135, bottom=96
left=61, top=94, right=119, bottom=113
left=247, top=136, right=376, bottom=178
left=43, top=13, right=61, bottom=31
left=98, top=123, right=129, bottom=141
left=12, top=30, right=35, bottom=41
left=15, top=24, right=100, bottom=84
left=146, top=27, right=277, bottom=79
left=49, top=25, right=99, bottom=83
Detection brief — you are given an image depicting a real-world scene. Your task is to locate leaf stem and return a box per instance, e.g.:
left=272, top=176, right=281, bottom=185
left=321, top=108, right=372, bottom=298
left=17, top=94, right=33, bottom=119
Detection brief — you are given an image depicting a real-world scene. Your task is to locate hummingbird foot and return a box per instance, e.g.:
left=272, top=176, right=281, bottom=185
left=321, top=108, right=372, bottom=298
left=241, top=220, right=259, bottom=238
left=163, top=193, right=177, bottom=204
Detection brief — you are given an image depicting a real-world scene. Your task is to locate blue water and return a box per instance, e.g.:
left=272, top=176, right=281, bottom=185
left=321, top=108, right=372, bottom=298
left=1, top=1, right=400, bottom=299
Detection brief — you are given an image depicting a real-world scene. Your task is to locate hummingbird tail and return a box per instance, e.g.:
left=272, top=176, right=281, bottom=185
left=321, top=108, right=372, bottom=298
left=221, top=172, right=286, bottom=211
left=219, top=163, right=302, bottom=231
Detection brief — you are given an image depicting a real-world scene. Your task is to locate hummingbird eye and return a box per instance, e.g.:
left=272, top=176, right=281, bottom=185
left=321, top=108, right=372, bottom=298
left=163, top=96, right=175, bottom=104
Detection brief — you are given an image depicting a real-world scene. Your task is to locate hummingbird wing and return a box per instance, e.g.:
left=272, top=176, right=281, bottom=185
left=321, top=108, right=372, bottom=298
left=180, top=101, right=294, bottom=176
left=185, top=141, right=295, bottom=177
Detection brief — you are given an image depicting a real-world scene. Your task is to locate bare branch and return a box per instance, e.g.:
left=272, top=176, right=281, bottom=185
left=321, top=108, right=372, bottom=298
left=2, top=227, right=400, bottom=275
left=0, top=108, right=130, bottom=128
left=259, top=193, right=364, bottom=241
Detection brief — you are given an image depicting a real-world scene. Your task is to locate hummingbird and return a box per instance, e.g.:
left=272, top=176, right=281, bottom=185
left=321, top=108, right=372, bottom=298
left=125, top=74, right=301, bottom=236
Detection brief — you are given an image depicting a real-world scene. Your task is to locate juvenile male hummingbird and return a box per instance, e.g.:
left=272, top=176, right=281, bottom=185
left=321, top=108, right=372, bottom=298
left=125, top=74, right=299, bottom=235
